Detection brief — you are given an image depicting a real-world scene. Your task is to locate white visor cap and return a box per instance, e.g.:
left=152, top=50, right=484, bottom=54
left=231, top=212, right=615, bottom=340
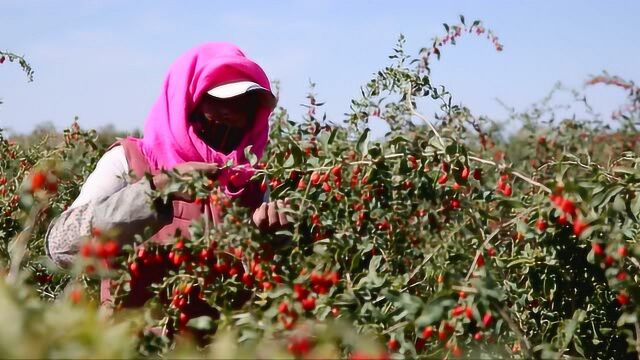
left=206, top=81, right=277, bottom=109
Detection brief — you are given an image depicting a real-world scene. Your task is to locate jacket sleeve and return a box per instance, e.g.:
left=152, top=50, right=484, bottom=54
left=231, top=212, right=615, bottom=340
left=45, top=149, right=172, bottom=268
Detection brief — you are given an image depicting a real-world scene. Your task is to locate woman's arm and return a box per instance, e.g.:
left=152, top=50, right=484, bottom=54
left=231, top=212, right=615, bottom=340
left=45, top=146, right=172, bottom=268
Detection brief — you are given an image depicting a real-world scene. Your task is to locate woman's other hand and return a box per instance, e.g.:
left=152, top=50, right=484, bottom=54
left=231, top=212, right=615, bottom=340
left=252, top=199, right=292, bottom=232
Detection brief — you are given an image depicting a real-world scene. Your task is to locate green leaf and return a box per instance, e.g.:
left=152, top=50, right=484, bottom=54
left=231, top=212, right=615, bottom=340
left=369, top=255, right=382, bottom=273
left=186, top=316, right=214, bottom=331
left=592, top=184, right=624, bottom=209
left=357, top=128, right=371, bottom=154
left=612, top=166, right=636, bottom=175
left=243, top=145, right=257, bottom=166
left=290, top=142, right=304, bottom=166
left=416, top=296, right=455, bottom=326
left=327, top=128, right=338, bottom=145
left=283, top=154, right=295, bottom=168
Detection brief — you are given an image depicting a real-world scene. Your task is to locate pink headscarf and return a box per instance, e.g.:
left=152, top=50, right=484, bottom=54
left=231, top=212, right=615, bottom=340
left=128, top=42, right=273, bottom=196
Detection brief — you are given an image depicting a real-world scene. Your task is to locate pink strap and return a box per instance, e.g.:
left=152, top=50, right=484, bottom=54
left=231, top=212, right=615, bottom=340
left=100, top=278, right=112, bottom=306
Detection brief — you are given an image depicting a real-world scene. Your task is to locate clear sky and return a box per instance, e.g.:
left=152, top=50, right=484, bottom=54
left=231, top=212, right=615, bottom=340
left=1, top=1, right=638, bottom=137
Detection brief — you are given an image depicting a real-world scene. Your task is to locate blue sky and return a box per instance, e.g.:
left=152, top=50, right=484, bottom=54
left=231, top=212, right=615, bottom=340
left=1, top=1, right=638, bottom=137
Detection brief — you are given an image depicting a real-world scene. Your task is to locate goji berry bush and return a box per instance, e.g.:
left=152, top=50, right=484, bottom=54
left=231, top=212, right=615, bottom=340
left=1, top=17, right=639, bottom=359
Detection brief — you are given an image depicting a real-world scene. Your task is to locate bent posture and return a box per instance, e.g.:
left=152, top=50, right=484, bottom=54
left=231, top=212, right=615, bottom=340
left=45, top=42, right=289, bottom=308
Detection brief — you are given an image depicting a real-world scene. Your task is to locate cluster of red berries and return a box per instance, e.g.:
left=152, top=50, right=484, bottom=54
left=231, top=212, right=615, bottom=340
left=196, top=242, right=278, bottom=291
left=496, top=174, right=512, bottom=197
left=287, top=334, right=313, bottom=357
left=29, top=170, right=58, bottom=193
left=168, top=282, right=219, bottom=331
left=80, top=239, right=119, bottom=259
left=238, top=249, right=283, bottom=291
left=78, top=229, right=120, bottom=273
left=548, top=193, right=589, bottom=236
left=0, top=176, right=20, bottom=217
left=170, top=282, right=202, bottom=312
left=277, top=270, right=340, bottom=330
left=437, top=163, right=481, bottom=186
left=413, top=321, right=463, bottom=356
left=308, top=270, right=340, bottom=294
left=592, top=243, right=632, bottom=306
left=435, top=163, right=483, bottom=214
left=409, top=299, right=495, bottom=357
left=307, top=164, right=344, bottom=197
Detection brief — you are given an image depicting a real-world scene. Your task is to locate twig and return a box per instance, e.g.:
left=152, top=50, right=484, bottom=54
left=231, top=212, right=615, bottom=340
left=537, top=160, right=621, bottom=182
left=494, top=304, right=532, bottom=355
left=465, top=216, right=521, bottom=282
left=292, top=173, right=314, bottom=245
left=451, top=285, right=477, bottom=294
left=401, top=244, right=442, bottom=292
left=468, top=155, right=552, bottom=193
left=382, top=321, right=410, bottom=335
left=511, top=171, right=552, bottom=194
left=411, top=109, right=447, bottom=151
left=468, top=156, right=495, bottom=166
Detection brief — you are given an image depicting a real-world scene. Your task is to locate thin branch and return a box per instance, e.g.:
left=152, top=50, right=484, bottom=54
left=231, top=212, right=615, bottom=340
left=511, top=171, right=552, bottom=194
left=468, top=155, right=552, bottom=193
left=495, top=304, right=532, bottom=355
left=537, top=160, right=621, bottom=182
left=382, top=321, right=410, bottom=335
left=401, top=244, right=442, bottom=292
left=412, top=109, right=446, bottom=151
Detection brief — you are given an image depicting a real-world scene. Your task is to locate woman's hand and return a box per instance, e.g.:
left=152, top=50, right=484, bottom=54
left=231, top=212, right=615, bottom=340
left=252, top=199, right=292, bottom=232
left=151, top=162, right=220, bottom=202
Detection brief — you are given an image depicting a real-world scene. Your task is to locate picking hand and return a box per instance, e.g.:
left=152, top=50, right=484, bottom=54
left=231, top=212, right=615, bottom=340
left=252, top=199, right=292, bottom=232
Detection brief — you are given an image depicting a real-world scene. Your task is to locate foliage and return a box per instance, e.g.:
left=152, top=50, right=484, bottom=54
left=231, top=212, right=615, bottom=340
left=0, top=50, right=34, bottom=81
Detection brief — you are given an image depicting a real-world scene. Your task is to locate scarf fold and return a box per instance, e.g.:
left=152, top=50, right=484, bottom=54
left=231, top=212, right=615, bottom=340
left=128, top=42, right=273, bottom=196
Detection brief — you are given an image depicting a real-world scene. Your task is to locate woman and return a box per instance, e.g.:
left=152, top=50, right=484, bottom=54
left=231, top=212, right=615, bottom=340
left=45, top=42, right=289, bottom=308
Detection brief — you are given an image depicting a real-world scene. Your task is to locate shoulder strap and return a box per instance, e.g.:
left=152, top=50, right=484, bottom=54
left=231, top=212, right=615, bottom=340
left=108, top=138, right=153, bottom=180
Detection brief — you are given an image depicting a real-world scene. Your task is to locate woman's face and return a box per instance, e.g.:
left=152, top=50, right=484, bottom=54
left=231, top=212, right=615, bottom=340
left=192, top=92, right=259, bottom=153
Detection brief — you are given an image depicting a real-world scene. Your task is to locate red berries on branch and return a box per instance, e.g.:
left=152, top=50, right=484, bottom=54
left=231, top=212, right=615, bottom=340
left=422, top=326, right=434, bottom=339
left=535, top=218, right=548, bottom=232
left=592, top=243, right=604, bottom=256
left=573, top=218, right=588, bottom=237
left=29, top=170, right=58, bottom=193
left=79, top=239, right=120, bottom=259
left=482, top=312, right=493, bottom=328
left=460, top=166, right=470, bottom=181
left=288, top=335, right=312, bottom=357
left=496, top=174, right=512, bottom=196
left=437, top=173, right=448, bottom=185
left=386, top=338, right=399, bottom=351
left=616, top=292, right=630, bottom=306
